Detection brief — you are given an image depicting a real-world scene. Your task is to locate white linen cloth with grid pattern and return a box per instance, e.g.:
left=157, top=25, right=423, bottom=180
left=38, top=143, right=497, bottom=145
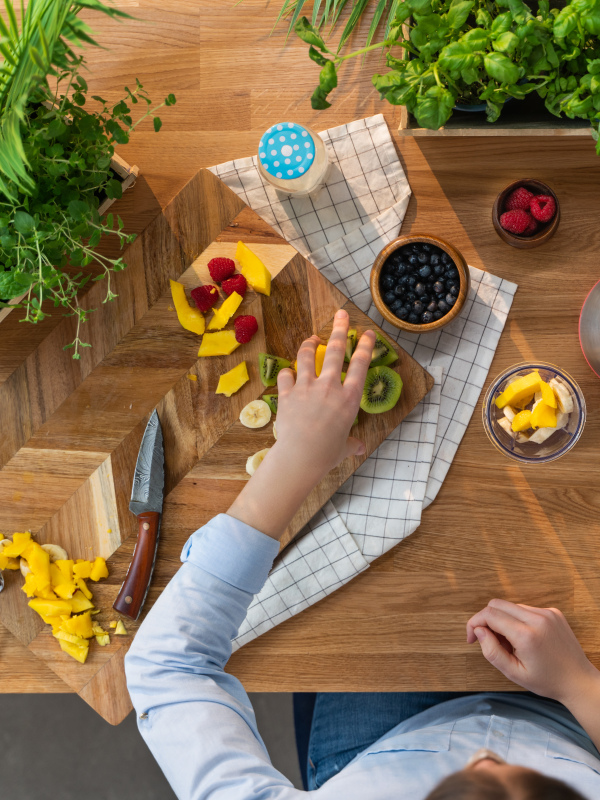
left=209, top=115, right=517, bottom=650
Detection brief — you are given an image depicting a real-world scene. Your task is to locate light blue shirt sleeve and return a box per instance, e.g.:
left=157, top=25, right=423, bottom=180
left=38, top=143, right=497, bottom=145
left=125, top=513, right=301, bottom=800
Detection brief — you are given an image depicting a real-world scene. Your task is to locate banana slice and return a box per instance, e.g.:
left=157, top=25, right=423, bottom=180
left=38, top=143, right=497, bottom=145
left=556, top=410, right=569, bottom=429
left=272, top=421, right=277, bottom=441
left=503, top=405, right=516, bottom=422
left=246, top=448, right=270, bottom=476
left=549, top=378, right=574, bottom=414
left=498, top=418, right=516, bottom=438
left=20, top=559, right=31, bottom=577
left=0, top=539, right=12, bottom=555
left=534, top=391, right=542, bottom=403
left=240, top=400, right=271, bottom=429
left=41, top=543, right=69, bottom=562
left=529, top=427, right=557, bottom=444
left=516, top=432, right=531, bottom=443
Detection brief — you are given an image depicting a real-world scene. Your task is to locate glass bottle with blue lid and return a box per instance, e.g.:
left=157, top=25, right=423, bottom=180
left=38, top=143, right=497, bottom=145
left=257, top=122, right=330, bottom=196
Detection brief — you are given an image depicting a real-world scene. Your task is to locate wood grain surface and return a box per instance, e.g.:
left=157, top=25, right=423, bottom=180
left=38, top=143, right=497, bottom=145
left=2, top=0, right=600, bottom=714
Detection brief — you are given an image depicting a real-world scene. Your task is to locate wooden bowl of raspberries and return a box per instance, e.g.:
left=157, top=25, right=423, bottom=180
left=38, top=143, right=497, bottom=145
left=492, top=179, right=560, bottom=249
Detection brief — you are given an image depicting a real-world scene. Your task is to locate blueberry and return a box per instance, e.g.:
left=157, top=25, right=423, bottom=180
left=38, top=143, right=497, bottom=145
left=422, top=243, right=432, bottom=253
left=449, top=284, right=459, bottom=297
left=407, top=254, right=418, bottom=267
left=399, top=274, right=411, bottom=287
left=413, top=300, right=424, bottom=315
left=427, top=301, right=438, bottom=313
left=441, top=252, right=451, bottom=265
left=433, top=310, right=443, bottom=320
left=415, top=282, right=427, bottom=296
left=395, top=306, right=409, bottom=320
left=438, top=299, right=449, bottom=313
left=383, top=291, right=396, bottom=305
left=430, top=253, right=440, bottom=267
left=394, top=262, right=407, bottom=276
left=405, top=291, right=417, bottom=303
left=446, top=293, right=457, bottom=307
left=401, top=245, right=414, bottom=256
left=433, top=281, right=445, bottom=294
left=434, top=263, right=445, bottom=277
left=421, top=311, right=433, bottom=324
left=381, top=274, right=395, bottom=290
left=446, top=267, right=459, bottom=281
left=393, top=284, right=404, bottom=297
left=418, top=264, right=432, bottom=279
left=417, top=252, right=428, bottom=264
left=407, top=313, right=419, bottom=324
left=420, top=295, right=431, bottom=306
left=406, top=275, right=417, bottom=288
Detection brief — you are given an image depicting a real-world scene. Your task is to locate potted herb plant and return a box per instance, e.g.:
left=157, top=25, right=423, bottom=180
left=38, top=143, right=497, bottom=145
left=293, top=0, right=600, bottom=151
left=0, top=0, right=175, bottom=358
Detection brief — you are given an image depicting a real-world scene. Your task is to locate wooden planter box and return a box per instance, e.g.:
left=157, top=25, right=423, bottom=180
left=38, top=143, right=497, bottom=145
left=0, top=153, right=139, bottom=325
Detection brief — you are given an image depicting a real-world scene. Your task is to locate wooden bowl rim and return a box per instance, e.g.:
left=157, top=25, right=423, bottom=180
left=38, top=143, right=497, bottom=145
left=492, top=178, right=560, bottom=246
left=370, top=234, right=470, bottom=334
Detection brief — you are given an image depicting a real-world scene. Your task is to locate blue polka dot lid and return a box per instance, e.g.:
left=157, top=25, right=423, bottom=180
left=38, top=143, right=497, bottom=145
left=258, top=123, right=315, bottom=181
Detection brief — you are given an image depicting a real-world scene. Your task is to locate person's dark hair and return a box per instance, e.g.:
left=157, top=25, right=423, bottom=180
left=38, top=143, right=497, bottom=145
left=424, top=769, right=587, bottom=800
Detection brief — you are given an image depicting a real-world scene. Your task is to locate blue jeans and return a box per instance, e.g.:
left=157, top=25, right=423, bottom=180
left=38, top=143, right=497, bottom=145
left=294, top=692, right=475, bottom=790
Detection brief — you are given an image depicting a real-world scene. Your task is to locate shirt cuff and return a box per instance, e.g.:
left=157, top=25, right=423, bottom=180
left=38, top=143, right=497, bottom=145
left=180, top=513, right=280, bottom=595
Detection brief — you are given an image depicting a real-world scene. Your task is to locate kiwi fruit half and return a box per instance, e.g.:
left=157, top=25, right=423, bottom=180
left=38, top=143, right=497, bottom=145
left=345, top=329, right=358, bottom=362
left=258, top=353, right=291, bottom=388
left=360, top=366, right=402, bottom=414
left=262, top=394, right=278, bottom=415
left=370, top=332, right=398, bottom=368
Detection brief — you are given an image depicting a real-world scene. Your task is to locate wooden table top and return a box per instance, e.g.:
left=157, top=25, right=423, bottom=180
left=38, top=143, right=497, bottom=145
left=3, top=0, right=600, bottom=697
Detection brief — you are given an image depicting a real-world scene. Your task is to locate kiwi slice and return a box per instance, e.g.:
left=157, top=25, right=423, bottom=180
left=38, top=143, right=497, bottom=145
left=344, top=329, right=358, bottom=362
left=262, top=394, right=278, bottom=415
left=360, top=366, right=402, bottom=414
left=370, top=332, right=398, bottom=368
left=258, top=353, right=291, bottom=388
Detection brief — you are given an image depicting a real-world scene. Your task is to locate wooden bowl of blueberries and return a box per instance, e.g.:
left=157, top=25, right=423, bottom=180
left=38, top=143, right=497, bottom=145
left=370, top=235, right=470, bottom=333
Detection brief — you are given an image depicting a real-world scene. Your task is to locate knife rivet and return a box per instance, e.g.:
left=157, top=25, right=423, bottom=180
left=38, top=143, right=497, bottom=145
left=125, top=596, right=133, bottom=604
left=142, top=522, right=150, bottom=530
left=140, top=712, right=148, bottom=720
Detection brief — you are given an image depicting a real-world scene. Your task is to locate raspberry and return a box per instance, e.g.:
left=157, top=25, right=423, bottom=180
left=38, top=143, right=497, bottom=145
left=499, top=209, right=531, bottom=235
left=530, top=194, right=556, bottom=223
left=234, top=315, right=258, bottom=344
left=523, top=215, right=538, bottom=236
left=190, top=284, right=219, bottom=313
left=505, top=187, right=533, bottom=212
left=207, top=257, right=235, bottom=283
left=221, top=274, right=247, bottom=299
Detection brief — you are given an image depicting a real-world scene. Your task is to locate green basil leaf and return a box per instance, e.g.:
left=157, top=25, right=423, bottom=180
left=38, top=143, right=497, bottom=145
left=486, top=99, right=503, bottom=122
left=309, top=45, right=329, bottom=66
left=311, top=86, right=332, bottom=110
left=493, top=31, right=519, bottom=54
left=413, top=12, right=445, bottom=33
left=438, top=41, right=476, bottom=75
left=67, top=200, right=90, bottom=221
left=588, top=59, right=600, bottom=75
left=446, top=0, right=473, bottom=30
left=582, top=10, right=600, bottom=34
left=319, top=60, right=338, bottom=94
left=153, top=117, right=162, bottom=132
left=491, top=12, right=512, bottom=33
left=553, top=6, right=579, bottom=37
left=484, top=52, right=520, bottom=84
left=294, top=17, right=329, bottom=51
left=407, top=0, right=433, bottom=12
left=13, top=211, right=35, bottom=235
left=105, top=179, right=123, bottom=200
left=461, top=28, right=490, bottom=49
left=372, top=71, right=405, bottom=94
left=414, top=85, right=455, bottom=129
left=476, top=8, right=493, bottom=26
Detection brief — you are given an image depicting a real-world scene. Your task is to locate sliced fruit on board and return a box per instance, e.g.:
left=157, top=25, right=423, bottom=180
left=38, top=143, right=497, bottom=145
left=216, top=361, right=249, bottom=397
left=360, top=366, right=403, bottom=414
left=345, top=329, right=358, bottom=362
left=236, top=241, right=271, bottom=296
left=259, top=353, right=291, bottom=387
left=198, top=331, right=241, bottom=357
left=262, top=395, right=278, bottom=415
left=370, top=332, right=398, bottom=368
left=240, top=400, right=271, bottom=428
left=207, top=291, right=244, bottom=331
left=170, top=280, right=205, bottom=335
left=246, top=448, right=270, bottom=476
left=293, top=344, right=327, bottom=376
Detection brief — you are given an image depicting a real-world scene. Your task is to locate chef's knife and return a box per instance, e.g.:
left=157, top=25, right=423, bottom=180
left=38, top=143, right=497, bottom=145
left=113, top=409, right=164, bottom=620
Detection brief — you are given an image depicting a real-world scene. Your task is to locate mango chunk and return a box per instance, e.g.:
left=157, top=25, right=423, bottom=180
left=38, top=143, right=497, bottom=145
left=49, top=563, right=64, bottom=587
left=0, top=533, right=4, bottom=541
left=216, top=361, right=249, bottom=397
left=54, top=583, right=77, bottom=600
left=170, top=280, right=205, bottom=335
left=54, top=630, right=89, bottom=647
left=89, top=557, right=108, bottom=582
left=28, top=598, right=72, bottom=617
left=0, top=554, right=20, bottom=570
left=73, top=560, right=93, bottom=579
left=55, top=559, right=74, bottom=582
left=61, top=611, right=94, bottom=639
left=539, top=380, right=557, bottom=408
left=207, top=291, right=243, bottom=331
left=512, top=409, right=532, bottom=432
left=95, top=633, right=110, bottom=647
left=530, top=400, right=557, bottom=430
left=236, top=241, right=271, bottom=296
left=58, top=638, right=89, bottom=664
left=1, top=532, right=32, bottom=557
left=115, top=620, right=128, bottom=636
left=294, top=344, right=328, bottom=377
left=198, top=330, right=240, bottom=357
left=75, top=577, right=93, bottom=600
left=67, top=590, right=94, bottom=613
left=495, top=372, right=541, bottom=409
left=21, top=573, right=38, bottom=598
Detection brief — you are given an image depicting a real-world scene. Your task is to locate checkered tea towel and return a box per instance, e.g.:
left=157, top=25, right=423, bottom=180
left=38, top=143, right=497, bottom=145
left=210, top=115, right=518, bottom=650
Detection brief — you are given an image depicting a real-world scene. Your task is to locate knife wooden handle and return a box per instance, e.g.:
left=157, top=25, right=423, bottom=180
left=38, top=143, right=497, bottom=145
left=113, top=511, right=161, bottom=620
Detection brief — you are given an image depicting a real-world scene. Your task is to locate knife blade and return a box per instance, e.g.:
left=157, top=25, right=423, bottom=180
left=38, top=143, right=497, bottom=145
left=113, top=409, right=164, bottom=620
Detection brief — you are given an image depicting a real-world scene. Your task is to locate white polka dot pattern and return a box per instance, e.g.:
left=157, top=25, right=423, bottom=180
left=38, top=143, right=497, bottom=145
left=259, top=122, right=315, bottom=180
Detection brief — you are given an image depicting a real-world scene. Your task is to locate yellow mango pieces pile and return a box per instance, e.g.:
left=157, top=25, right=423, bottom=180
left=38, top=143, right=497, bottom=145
left=495, top=370, right=574, bottom=445
left=0, top=532, right=113, bottom=664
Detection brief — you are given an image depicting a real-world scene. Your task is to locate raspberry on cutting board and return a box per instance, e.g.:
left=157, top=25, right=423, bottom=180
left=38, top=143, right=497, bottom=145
left=530, top=195, right=556, bottom=223
left=208, top=257, right=236, bottom=283
left=222, top=274, right=247, bottom=298
left=234, top=315, right=259, bottom=344
left=499, top=209, right=531, bottom=235
left=505, top=187, right=533, bottom=211
left=191, top=284, right=219, bottom=313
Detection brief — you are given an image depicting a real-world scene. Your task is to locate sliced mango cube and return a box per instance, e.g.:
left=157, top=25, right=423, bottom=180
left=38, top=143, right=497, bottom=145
left=89, top=557, right=108, bottom=582
left=0, top=554, right=20, bottom=570
left=1, top=532, right=32, bottom=558
left=67, top=590, right=95, bottom=614
left=54, top=583, right=76, bottom=600
left=207, top=291, right=243, bottom=331
left=54, top=630, right=89, bottom=647
left=61, top=611, right=94, bottom=639
left=55, top=559, right=74, bottom=582
left=28, top=598, right=72, bottom=617
left=21, top=573, right=38, bottom=598
left=115, top=620, right=128, bottom=636
left=539, top=380, right=557, bottom=408
left=294, top=344, right=328, bottom=377
left=495, top=372, right=542, bottom=409
left=511, top=410, right=532, bottom=432
left=75, top=577, right=93, bottom=600
left=216, top=361, right=249, bottom=397
left=531, top=400, right=557, bottom=430
left=58, top=638, right=89, bottom=664
left=95, top=633, right=111, bottom=647
left=198, top=330, right=240, bottom=357
left=236, top=241, right=271, bottom=296
left=170, top=280, right=205, bottom=335
left=49, top=563, right=64, bottom=587
left=73, top=560, right=92, bottom=579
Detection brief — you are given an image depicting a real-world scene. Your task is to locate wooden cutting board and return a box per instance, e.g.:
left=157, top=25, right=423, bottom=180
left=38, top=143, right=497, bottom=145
left=0, top=170, right=432, bottom=723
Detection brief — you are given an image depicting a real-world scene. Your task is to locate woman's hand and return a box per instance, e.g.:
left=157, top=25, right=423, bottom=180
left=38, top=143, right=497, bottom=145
left=227, top=309, right=376, bottom=540
left=275, top=309, right=376, bottom=477
left=467, top=598, right=598, bottom=705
